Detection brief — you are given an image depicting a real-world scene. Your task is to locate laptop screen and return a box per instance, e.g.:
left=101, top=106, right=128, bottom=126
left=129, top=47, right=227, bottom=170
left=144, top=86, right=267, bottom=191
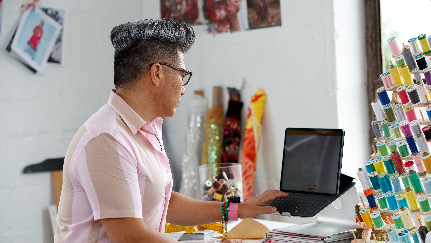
left=280, top=128, right=344, bottom=196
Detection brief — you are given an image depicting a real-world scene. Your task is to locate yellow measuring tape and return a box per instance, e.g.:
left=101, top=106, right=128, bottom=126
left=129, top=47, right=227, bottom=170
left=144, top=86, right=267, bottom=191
left=165, top=221, right=225, bottom=234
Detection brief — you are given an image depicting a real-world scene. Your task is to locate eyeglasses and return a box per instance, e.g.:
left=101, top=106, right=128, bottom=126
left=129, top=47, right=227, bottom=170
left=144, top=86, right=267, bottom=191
left=160, top=63, right=192, bottom=86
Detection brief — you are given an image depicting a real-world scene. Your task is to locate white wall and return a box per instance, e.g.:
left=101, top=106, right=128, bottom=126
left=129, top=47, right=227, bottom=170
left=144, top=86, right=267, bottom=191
left=0, top=0, right=367, bottom=241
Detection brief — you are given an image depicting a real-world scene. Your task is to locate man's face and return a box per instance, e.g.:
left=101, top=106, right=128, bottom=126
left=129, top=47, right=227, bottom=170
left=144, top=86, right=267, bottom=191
left=160, top=52, right=186, bottom=117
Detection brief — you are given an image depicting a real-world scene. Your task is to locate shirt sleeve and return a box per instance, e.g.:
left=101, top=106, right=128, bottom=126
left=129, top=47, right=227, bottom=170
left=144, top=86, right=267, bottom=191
left=75, top=132, right=143, bottom=220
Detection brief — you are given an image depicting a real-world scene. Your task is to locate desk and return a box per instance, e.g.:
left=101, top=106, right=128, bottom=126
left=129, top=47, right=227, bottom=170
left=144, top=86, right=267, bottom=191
left=164, top=219, right=295, bottom=242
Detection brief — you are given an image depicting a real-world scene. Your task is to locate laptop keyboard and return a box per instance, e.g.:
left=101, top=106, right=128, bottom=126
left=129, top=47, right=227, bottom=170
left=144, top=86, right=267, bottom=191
left=265, top=193, right=334, bottom=217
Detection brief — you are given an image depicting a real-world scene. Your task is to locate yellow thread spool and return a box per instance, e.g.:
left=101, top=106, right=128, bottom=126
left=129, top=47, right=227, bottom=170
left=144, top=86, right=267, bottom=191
left=359, top=208, right=374, bottom=228
left=405, top=188, right=420, bottom=211
left=400, top=207, right=415, bottom=230
left=213, top=192, right=223, bottom=201
left=400, top=65, right=414, bottom=86
left=418, top=34, right=431, bottom=54
left=374, top=160, right=386, bottom=174
left=389, top=64, right=404, bottom=87
left=422, top=152, right=431, bottom=174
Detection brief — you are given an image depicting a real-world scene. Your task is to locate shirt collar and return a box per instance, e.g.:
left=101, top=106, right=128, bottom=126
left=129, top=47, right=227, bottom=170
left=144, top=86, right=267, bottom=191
left=108, top=90, right=146, bottom=135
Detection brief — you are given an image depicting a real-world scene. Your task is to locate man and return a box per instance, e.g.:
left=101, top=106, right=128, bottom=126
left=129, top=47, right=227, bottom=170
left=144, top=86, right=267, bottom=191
left=54, top=18, right=288, bottom=242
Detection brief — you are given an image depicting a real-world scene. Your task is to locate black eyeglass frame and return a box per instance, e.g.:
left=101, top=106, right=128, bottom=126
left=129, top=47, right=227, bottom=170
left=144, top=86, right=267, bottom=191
left=159, top=63, right=192, bottom=86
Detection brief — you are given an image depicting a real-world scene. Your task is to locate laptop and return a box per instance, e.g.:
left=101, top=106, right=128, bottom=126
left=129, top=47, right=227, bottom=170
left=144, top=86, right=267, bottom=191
left=265, top=127, right=353, bottom=217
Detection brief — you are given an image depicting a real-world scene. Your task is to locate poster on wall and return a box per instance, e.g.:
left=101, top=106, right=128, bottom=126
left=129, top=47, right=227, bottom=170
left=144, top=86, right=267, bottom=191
left=9, top=7, right=62, bottom=73
left=246, top=0, right=281, bottom=29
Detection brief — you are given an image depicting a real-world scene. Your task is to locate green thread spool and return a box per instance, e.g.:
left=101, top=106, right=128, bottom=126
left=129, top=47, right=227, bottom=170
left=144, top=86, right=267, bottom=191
left=376, top=192, right=388, bottom=210
left=401, top=175, right=411, bottom=189
left=408, top=170, right=424, bottom=193
left=383, top=104, right=397, bottom=123
left=390, top=123, right=402, bottom=139
left=418, top=195, right=431, bottom=213
left=387, top=140, right=398, bottom=153
left=395, top=55, right=407, bottom=67
left=392, top=212, right=405, bottom=229
left=397, top=140, right=411, bottom=158
left=381, top=121, right=391, bottom=138
left=425, top=215, right=431, bottom=230
left=370, top=211, right=385, bottom=229
left=377, top=140, right=390, bottom=157
left=383, top=156, right=396, bottom=174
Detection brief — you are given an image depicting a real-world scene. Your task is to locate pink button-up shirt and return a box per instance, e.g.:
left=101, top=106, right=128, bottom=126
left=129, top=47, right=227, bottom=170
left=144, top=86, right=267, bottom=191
left=55, top=91, right=172, bottom=243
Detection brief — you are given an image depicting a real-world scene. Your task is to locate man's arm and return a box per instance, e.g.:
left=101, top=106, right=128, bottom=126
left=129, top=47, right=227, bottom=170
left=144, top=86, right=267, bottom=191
left=100, top=218, right=177, bottom=243
left=166, top=190, right=289, bottom=226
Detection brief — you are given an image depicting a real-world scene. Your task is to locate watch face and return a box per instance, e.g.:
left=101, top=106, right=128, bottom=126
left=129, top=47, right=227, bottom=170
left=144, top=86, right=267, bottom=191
left=227, top=196, right=241, bottom=203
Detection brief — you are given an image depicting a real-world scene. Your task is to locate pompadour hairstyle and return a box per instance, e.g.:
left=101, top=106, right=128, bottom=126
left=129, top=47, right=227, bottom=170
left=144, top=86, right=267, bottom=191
left=110, top=18, right=195, bottom=89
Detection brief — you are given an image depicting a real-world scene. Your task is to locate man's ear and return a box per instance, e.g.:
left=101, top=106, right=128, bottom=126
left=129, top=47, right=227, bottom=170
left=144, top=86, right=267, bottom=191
left=150, top=63, right=163, bottom=88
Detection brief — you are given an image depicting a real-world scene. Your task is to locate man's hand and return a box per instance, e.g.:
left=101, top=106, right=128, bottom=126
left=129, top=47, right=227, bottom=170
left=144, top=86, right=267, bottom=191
left=238, top=190, right=289, bottom=219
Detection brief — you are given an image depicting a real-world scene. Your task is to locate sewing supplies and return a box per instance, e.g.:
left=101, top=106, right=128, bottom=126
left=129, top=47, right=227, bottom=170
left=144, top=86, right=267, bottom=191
left=405, top=106, right=418, bottom=122
left=381, top=120, right=391, bottom=138
left=400, top=120, right=413, bottom=137
left=396, top=194, right=409, bottom=209
left=381, top=72, right=395, bottom=89
left=377, top=140, right=390, bottom=157
left=373, top=157, right=386, bottom=174
left=405, top=188, right=420, bottom=211
left=406, top=85, right=422, bottom=105
left=416, top=55, right=428, bottom=70
left=400, top=64, right=414, bottom=86
left=425, top=68, right=431, bottom=85
left=371, top=100, right=386, bottom=121
left=397, top=140, right=411, bottom=158
left=390, top=123, right=403, bottom=140
left=418, top=195, right=431, bottom=213
left=406, top=134, right=419, bottom=154
left=383, top=155, right=396, bottom=174
left=394, top=103, right=407, bottom=121
left=370, top=211, right=385, bottom=229
left=372, top=121, right=382, bottom=139
left=412, top=152, right=426, bottom=175
left=388, top=37, right=403, bottom=56
left=390, top=173, right=403, bottom=192
left=359, top=208, right=374, bottom=228
left=409, top=37, right=423, bottom=56
left=422, top=152, right=431, bottom=174
left=369, top=171, right=380, bottom=190
left=357, top=168, right=372, bottom=190
left=408, top=169, right=424, bottom=193
left=377, top=86, right=391, bottom=106
left=364, top=189, right=378, bottom=210
left=392, top=212, right=405, bottom=229
left=392, top=151, right=406, bottom=174
left=400, top=207, right=416, bottom=230
left=397, top=86, right=411, bottom=105
left=386, top=191, right=399, bottom=211
left=383, top=104, right=397, bottom=123
left=402, top=45, right=418, bottom=71
left=418, top=34, right=431, bottom=54
left=389, top=62, right=404, bottom=87
left=423, top=178, right=431, bottom=195
left=376, top=192, right=389, bottom=210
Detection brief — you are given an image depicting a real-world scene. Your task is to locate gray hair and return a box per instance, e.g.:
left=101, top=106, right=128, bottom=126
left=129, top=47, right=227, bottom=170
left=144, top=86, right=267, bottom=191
left=110, top=19, right=195, bottom=89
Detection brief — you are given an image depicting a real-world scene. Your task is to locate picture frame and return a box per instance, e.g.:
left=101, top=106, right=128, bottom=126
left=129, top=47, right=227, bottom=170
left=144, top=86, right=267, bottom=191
left=11, top=7, right=62, bottom=73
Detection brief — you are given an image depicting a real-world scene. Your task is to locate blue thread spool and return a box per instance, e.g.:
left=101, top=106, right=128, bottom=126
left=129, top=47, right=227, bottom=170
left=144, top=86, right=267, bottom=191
left=390, top=173, right=403, bottom=192
left=422, top=178, right=431, bottom=195
left=387, top=228, right=399, bottom=242
left=379, top=173, right=393, bottom=193
left=411, top=230, right=420, bottom=243
left=365, top=160, right=376, bottom=173
left=364, top=189, right=378, bottom=209
left=372, top=121, right=382, bottom=139
left=406, top=134, right=419, bottom=154
left=369, top=172, right=381, bottom=190
left=386, top=191, right=399, bottom=211
left=383, top=155, right=396, bottom=174
left=399, top=229, right=412, bottom=242
left=426, top=106, right=431, bottom=122
left=397, top=194, right=409, bottom=209
left=377, top=86, right=391, bottom=106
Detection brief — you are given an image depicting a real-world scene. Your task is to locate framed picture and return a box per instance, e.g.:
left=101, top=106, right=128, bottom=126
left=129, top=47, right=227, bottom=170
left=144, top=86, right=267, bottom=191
left=40, top=6, right=67, bottom=65
left=11, top=7, right=62, bottom=73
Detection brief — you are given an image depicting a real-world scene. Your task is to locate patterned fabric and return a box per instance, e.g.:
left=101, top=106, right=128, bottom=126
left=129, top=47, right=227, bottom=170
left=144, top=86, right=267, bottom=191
left=55, top=91, right=172, bottom=243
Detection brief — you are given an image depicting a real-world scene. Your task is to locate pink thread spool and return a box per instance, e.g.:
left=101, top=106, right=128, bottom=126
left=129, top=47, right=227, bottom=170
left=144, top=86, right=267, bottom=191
left=405, top=107, right=418, bottom=122
left=397, top=86, right=411, bottom=105
left=413, top=152, right=427, bottom=175
left=381, top=72, right=395, bottom=89
left=388, top=37, right=403, bottom=56
left=400, top=120, right=413, bottom=137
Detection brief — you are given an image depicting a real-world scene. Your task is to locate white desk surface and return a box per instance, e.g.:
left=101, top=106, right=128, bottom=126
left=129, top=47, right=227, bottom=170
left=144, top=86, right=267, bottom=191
left=164, top=218, right=296, bottom=242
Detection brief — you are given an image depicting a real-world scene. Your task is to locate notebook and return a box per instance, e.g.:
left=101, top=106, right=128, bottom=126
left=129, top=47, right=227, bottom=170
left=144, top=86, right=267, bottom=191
left=265, top=128, right=347, bottom=217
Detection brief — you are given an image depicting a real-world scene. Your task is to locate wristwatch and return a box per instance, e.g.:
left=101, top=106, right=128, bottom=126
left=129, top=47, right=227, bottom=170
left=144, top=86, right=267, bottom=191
left=228, top=202, right=238, bottom=221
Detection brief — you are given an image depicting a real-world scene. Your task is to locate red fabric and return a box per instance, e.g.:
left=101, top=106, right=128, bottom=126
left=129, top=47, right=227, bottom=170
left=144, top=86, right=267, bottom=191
left=28, top=25, right=43, bottom=49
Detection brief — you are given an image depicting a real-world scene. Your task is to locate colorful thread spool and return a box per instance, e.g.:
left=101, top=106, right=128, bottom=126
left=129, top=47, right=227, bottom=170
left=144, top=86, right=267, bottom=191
left=405, top=188, right=420, bottom=211
left=371, top=121, right=382, bottom=139
left=421, top=152, right=431, bottom=174
left=418, top=34, right=431, bottom=54
left=425, top=68, right=431, bottom=85
left=400, top=207, right=416, bottom=230
left=425, top=215, right=431, bottom=230
left=359, top=208, right=373, bottom=228
left=373, top=157, right=386, bottom=174
left=396, top=194, right=409, bottom=209
left=398, top=231, right=411, bottom=243
left=369, top=172, right=380, bottom=190
left=388, top=37, right=403, bottom=56
left=381, top=72, right=395, bottom=89
left=392, top=212, right=405, bottom=229
left=397, top=140, right=411, bottom=158
left=410, top=120, right=422, bottom=137
left=390, top=63, right=404, bottom=87
left=364, top=160, right=376, bottom=173
left=383, top=155, right=396, bottom=174
left=422, top=178, right=431, bottom=195
left=404, top=107, right=417, bottom=122
left=406, top=85, right=422, bottom=105
left=392, top=151, right=406, bottom=174
left=403, top=45, right=418, bottom=71
left=390, top=173, right=403, bottom=192
left=411, top=229, right=421, bottom=243
left=370, top=211, right=385, bottom=229
left=394, top=103, right=407, bottom=121
left=408, top=170, right=424, bottom=193
left=390, top=124, right=402, bottom=141
left=377, top=86, right=391, bottom=106
left=378, top=173, right=393, bottom=193
left=372, top=100, right=386, bottom=121
left=418, top=226, right=428, bottom=243
left=381, top=121, right=391, bottom=138
left=357, top=168, right=372, bottom=190
left=396, top=55, right=407, bottom=68
left=423, top=125, right=431, bottom=141
left=386, top=191, right=399, bottom=211
left=376, top=192, right=388, bottom=210
left=414, top=68, right=423, bottom=83
left=412, top=152, right=426, bottom=175
left=397, top=86, right=411, bottom=105
left=415, top=80, right=429, bottom=103
left=416, top=134, right=429, bottom=154
left=426, top=106, right=431, bottom=121
left=402, top=174, right=412, bottom=190
left=418, top=195, right=431, bottom=213
left=409, top=37, right=423, bottom=56
left=383, top=104, right=397, bottom=123
left=416, top=55, right=428, bottom=70
left=377, top=140, right=390, bottom=157
left=406, top=134, right=419, bottom=154
left=400, top=120, right=413, bottom=137
left=364, top=189, right=378, bottom=210
left=388, top=227, right=399, bottom=242
left=400, top=64, right=414, bottom=86
left=387, top=140, right=398, bottom=153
